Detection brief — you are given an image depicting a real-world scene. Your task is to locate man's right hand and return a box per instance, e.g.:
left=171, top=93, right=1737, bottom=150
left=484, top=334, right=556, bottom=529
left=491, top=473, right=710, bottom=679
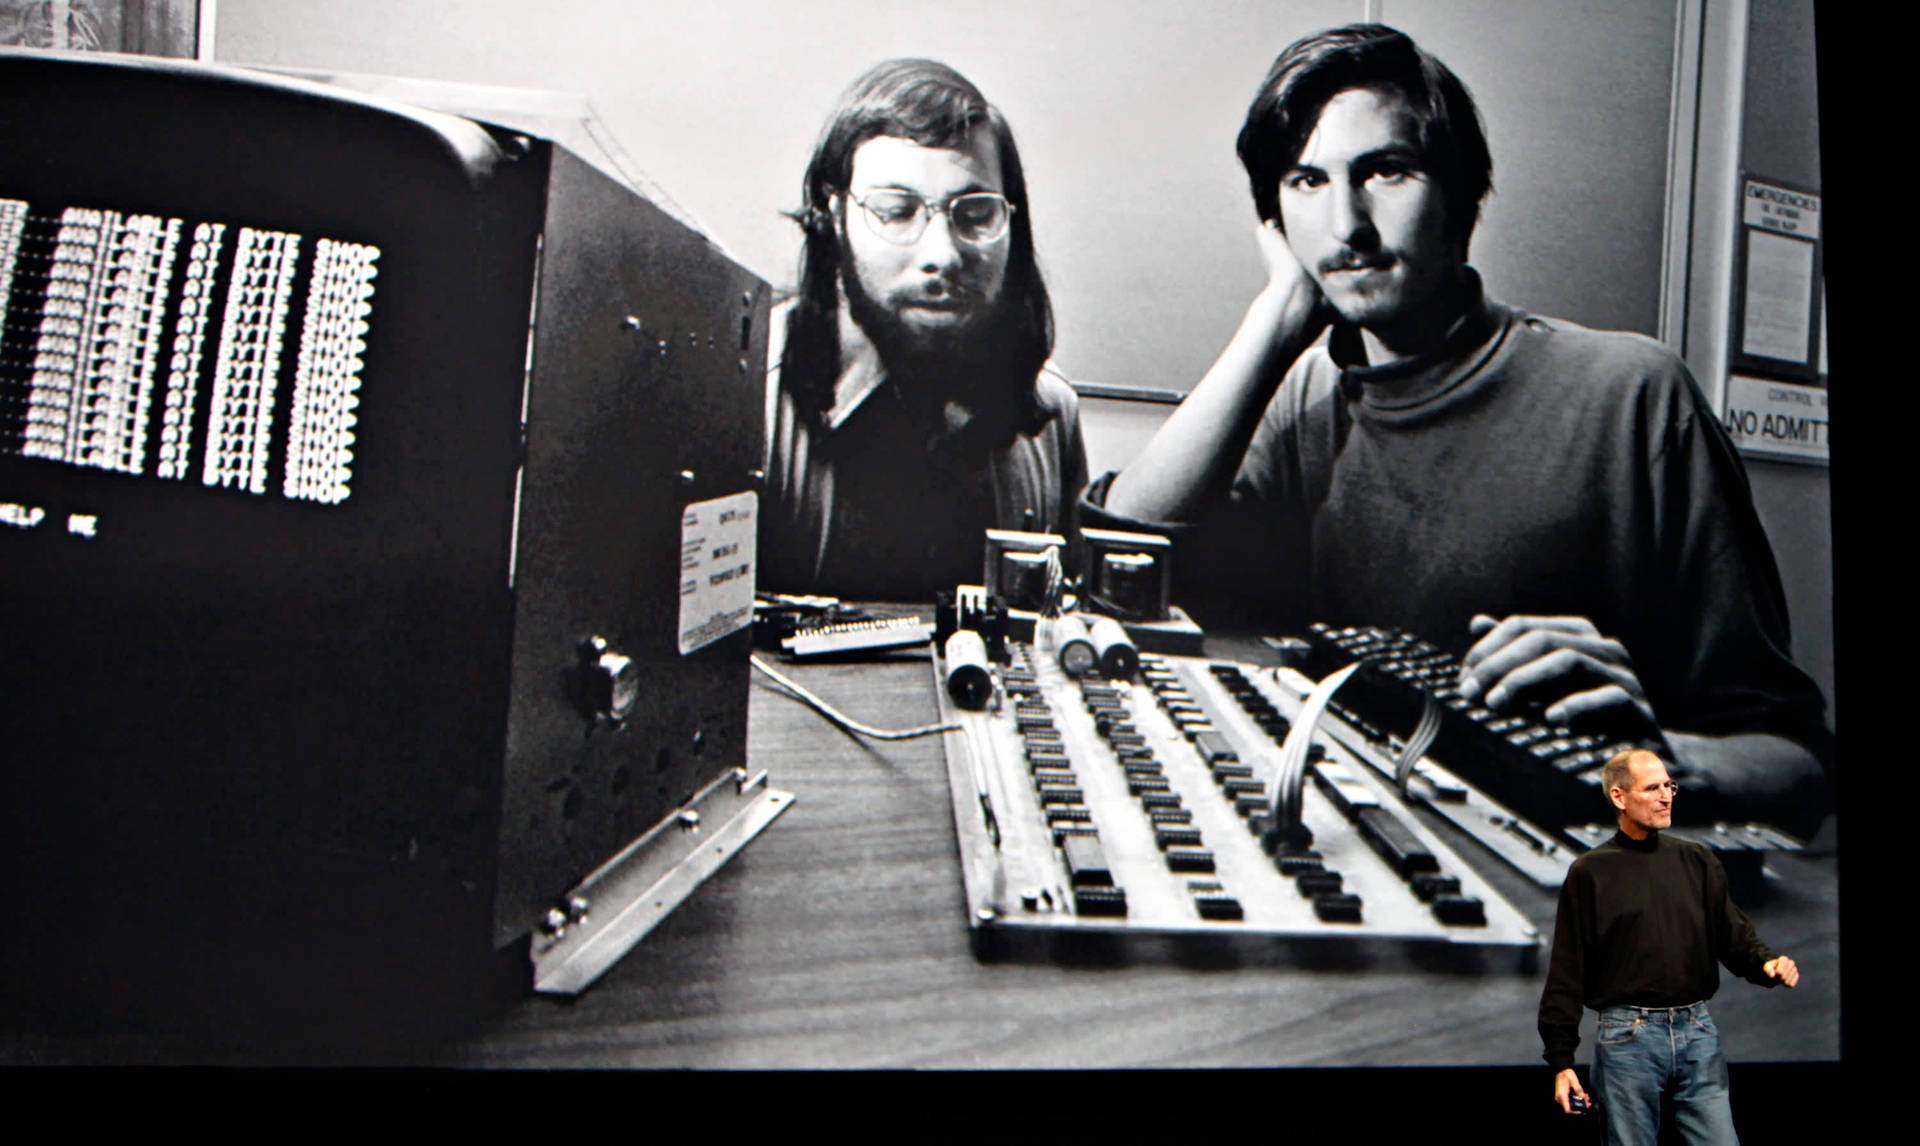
left=1554, top=1067, right=1590, bottom=1114
left=1458, top=613, right=1659, bottom=735
left=1252, top=219, right=1333, bottom=336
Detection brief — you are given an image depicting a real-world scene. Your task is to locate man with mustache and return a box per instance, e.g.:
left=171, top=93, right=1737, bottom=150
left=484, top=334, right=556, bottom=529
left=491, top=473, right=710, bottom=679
left=1539, top=748, right=1798, bottom=1141
left=760, top=59, right=1086, bottom=600
left=1093, top=24, right=1830, bottom=837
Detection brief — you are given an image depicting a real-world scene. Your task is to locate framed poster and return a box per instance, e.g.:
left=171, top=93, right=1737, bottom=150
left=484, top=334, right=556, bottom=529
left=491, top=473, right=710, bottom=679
left=0, top=0, right=203, bottom=59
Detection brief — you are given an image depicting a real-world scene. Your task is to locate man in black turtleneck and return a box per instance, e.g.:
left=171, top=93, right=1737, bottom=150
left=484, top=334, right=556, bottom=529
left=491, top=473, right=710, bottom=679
left=1085, top=23, right=1830, bottom=837
left=1538, top=749, right=1797, bottom=1143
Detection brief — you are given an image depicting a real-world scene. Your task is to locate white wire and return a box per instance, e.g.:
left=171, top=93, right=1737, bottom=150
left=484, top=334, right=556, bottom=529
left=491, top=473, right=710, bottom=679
left=1266, top=661, right=1361, bottom=831
left=1394, top=695, right=1443, bottom=793
left=750, top=654, right=960, bottom=740
left=1038, top=545, right=1066, bottom=619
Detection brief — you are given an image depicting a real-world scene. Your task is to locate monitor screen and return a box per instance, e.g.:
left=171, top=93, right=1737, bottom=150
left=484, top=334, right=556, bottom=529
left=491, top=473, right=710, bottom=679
left=3, top=197, right=380, bottom=504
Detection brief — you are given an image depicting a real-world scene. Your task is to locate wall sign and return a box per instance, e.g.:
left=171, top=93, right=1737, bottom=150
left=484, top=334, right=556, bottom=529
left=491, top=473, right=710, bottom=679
left=1721, top=375, right=1828, bottom=465
left=1726, top=174, right=1826, bottom=465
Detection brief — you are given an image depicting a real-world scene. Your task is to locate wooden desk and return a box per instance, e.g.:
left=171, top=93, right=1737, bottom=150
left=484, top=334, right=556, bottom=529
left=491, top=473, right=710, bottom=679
left=0, top=645, right=1837, bottom=1067
left=432, top=648, right=1841, bottom=1069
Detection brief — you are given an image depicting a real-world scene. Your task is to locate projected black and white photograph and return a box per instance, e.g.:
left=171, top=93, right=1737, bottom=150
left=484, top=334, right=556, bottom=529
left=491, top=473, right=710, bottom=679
left=0, top=1, right=1836, bottom=1123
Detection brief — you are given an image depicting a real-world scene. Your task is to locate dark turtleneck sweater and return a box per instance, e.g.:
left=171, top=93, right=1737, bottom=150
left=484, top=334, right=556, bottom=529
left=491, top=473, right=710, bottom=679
left=1083, top=271, right=1829, bottom=778
left=1537, top=828, right=1780, bottom=1072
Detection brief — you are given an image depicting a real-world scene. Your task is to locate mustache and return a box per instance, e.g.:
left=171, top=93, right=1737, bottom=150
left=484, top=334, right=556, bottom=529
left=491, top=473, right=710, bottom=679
left=1319, top=251, right=1393, bottom=275
left=914, top=279, right=978, bottom=303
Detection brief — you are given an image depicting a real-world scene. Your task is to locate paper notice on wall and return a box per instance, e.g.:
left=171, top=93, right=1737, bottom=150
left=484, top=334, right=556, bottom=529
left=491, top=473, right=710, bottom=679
left=1742, top=180, right=1821, bottom=240
left=1741, top=228, right=1815, bottom=363
left=1722, top=375, right=1828, bottom=465
left=678, top=491, right=757, bottom=654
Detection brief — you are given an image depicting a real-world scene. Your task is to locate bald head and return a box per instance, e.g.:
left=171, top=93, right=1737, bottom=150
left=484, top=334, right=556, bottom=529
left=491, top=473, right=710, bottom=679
left=1605, top=748, right=1676, bottom=837
left=1601, top=748, right=1662, bottom=803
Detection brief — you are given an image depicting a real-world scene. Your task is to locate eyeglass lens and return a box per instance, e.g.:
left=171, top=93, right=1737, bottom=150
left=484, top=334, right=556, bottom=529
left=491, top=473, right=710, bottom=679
left=859, top=192, right=1010, bottom=243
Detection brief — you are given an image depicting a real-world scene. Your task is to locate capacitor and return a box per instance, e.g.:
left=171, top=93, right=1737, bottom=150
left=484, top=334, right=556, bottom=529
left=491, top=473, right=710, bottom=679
left=945, top=629, right=993, bottom=710
left=1087, top=615, right=1139, bottom=680
left=1044, top=614, right=1097, bottom=679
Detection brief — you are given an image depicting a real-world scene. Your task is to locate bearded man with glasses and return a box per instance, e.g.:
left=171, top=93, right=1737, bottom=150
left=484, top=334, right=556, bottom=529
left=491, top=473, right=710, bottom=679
left=1539, top=748, right=1800, bottom=1143
left=760, top=58, right=1087, bottom=599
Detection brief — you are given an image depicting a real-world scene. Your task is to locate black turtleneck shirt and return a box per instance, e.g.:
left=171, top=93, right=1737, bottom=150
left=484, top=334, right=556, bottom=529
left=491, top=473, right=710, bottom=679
left=1537, top=829, right=1780, bottom=1071
left=1083, top=274, right=1829, bottom=770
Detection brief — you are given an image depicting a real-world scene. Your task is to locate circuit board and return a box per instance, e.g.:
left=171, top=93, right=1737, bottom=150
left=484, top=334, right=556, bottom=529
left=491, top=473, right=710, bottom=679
left=932, top=642, right=1540, bottom=950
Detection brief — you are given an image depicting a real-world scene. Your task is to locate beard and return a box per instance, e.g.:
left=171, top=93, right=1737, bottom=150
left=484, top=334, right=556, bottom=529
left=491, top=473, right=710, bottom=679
left=841, top=263, right=1003, bottom=386
left=838, top=262, right=1044, bottom=454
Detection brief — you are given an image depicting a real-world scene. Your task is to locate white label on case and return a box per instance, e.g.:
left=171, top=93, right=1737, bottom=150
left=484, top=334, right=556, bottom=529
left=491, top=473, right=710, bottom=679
left=677, top=490, right=758, bottom=654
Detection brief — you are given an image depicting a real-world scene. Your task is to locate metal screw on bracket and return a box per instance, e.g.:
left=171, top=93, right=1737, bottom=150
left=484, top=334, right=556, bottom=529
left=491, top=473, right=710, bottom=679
left=678, top=809, right=701, bottom=831
left=679, top=470, right=696, bottom=486
left=543, top=907, right=569, bottom=936
left=623, top=315, right=642, bottom=331
left=567, top=896, right=591, bottom=924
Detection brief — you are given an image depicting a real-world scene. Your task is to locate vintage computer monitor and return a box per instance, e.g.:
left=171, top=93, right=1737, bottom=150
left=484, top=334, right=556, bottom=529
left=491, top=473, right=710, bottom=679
left=0, top=49, right=782, bottom=1032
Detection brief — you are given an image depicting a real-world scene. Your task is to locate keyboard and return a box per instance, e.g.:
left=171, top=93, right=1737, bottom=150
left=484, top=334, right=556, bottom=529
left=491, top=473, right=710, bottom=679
left=1298, top=623, right=1669, bottom=831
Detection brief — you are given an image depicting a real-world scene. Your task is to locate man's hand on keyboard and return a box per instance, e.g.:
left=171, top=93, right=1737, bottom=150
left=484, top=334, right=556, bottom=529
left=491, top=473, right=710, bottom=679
left=1454, top=613, right=1659, bottom=736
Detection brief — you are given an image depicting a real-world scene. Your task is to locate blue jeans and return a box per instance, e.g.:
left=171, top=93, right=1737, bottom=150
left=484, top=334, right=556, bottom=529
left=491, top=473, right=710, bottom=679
left=1593, top=1001, right=1738, bottom=1145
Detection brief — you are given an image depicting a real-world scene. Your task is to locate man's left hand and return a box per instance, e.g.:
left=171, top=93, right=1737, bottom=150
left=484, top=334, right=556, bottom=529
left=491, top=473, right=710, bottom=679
left=1764, top=955, right=1799, bottom=987
left=1457, top=614, right=1657, bottom=731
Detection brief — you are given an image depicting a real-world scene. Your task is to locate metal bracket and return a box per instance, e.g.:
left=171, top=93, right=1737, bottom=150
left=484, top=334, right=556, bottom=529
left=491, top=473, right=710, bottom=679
left=530, top=766, right=793, bottom=995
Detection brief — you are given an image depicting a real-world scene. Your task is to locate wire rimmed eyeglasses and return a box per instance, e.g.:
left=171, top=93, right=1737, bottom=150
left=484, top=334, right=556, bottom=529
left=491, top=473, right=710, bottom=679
left=850, top=190, right=1015, bottom=246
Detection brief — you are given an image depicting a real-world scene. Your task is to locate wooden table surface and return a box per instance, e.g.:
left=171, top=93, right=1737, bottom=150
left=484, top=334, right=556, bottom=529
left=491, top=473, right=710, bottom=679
left=432, top=646, right=1842, bottom=1070
left=0, top=643, right=1838, bottom=1069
